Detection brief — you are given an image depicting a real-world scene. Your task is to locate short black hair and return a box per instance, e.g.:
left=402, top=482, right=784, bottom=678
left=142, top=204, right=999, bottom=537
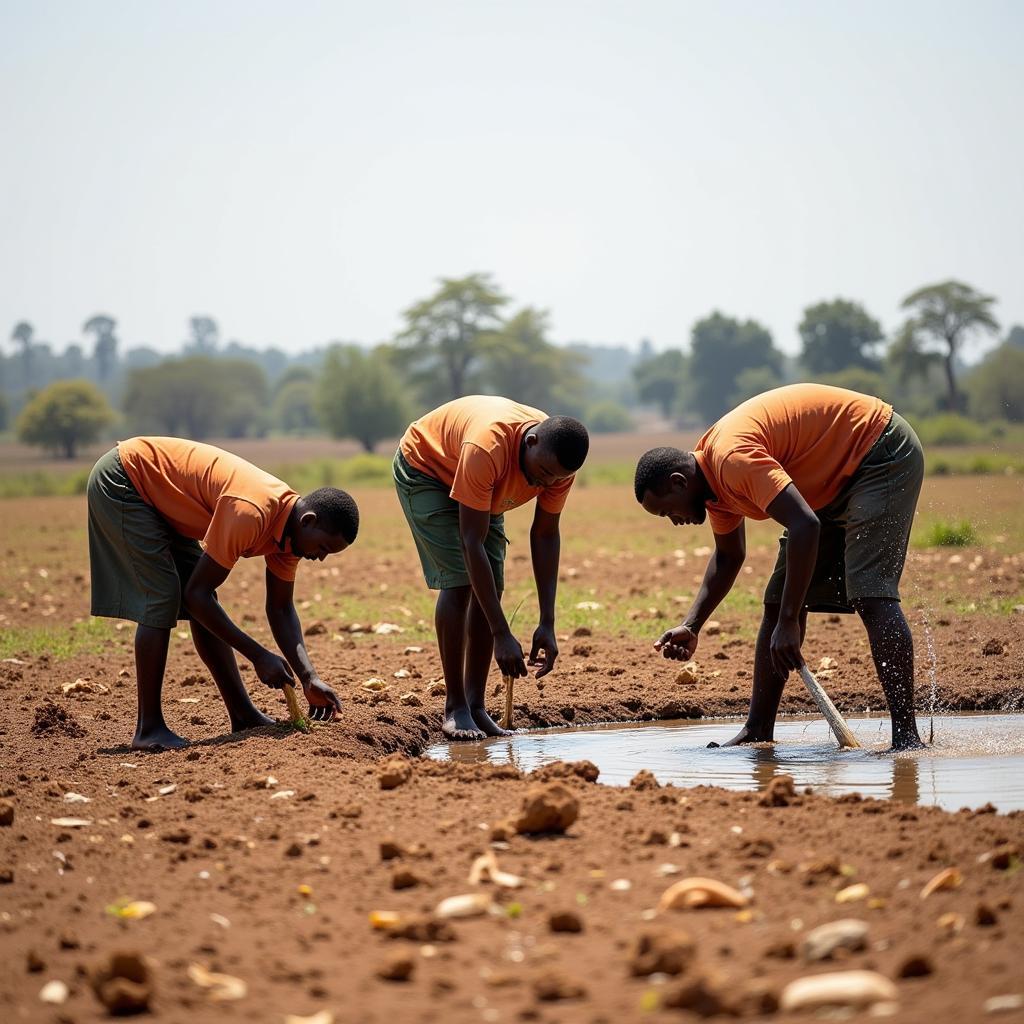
left=633, top=447, right=691, bottom=503
left=537, top=416, right=589, bottom=472
left=304, top=487, right=359, bottom=543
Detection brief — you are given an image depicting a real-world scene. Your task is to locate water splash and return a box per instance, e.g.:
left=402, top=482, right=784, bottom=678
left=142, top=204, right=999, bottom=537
left=918, top=608, right=938, bottom=743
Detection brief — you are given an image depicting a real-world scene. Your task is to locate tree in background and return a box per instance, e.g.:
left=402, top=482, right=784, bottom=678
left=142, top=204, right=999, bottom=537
left=123, top=356, right=269, bottom=439
left=397, top=273, right=508, bottom=403
left=11, top=320, right=34, bottom=390
left=900, top=280, right=999, bottom=412
left=83, top=314, right=119, bottom=383
left=586, top=400, right=633, bottom=433
left=480, top=307, right=586, bottom=415
left=966, top=343, right=1024, bottom=422
left=316, top=345, right=408, bottom=452
left=633, top=349, right=686, bottom=419
left=731, top=366, right=784, bottom=406
left=1006, top=325, right=1024, bottom=350
left=187, top=316, right=219, bottom=354
left=272, top=367, right=319, bottom=435
left=799, top=299, right=883, bottom=375
left=689, top=312, right=782, bottom=422
left=814, top=366, right=889, bottom=401
left=16, top=379, right=115, bottom=458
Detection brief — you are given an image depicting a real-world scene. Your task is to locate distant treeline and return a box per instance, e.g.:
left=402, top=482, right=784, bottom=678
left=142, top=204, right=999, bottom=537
left=4, top=274, right=1023, bottom=459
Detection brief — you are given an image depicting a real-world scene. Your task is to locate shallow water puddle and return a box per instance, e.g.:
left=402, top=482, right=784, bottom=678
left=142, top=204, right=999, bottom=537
left=426, top=714, right=1024, bottom=812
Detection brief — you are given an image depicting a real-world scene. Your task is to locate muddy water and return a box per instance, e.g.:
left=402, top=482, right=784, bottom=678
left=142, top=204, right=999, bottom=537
left=427, top=714, right=1024, bottom=812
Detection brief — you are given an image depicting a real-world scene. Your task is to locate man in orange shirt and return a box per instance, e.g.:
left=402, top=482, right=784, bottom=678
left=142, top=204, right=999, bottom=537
left=634, top=384, right=925, bottom=751
left=87, top=437, right=359, bottom=751
left=394, top=397, right=589, bottom=740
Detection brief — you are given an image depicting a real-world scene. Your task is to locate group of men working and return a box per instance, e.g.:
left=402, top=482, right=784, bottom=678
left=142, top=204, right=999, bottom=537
left=87, top=383, right=926, bottom=753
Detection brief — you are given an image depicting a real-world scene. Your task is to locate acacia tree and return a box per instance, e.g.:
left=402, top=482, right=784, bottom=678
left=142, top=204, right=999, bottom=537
left=16, top=379, right=115, bottom=458
left=397, top=273, right=508, bottom=402
left=187, top=316, right=219, bottom=354
left=799, top=299, right=883, bottom=375
left=633, top=349, right=687, bottom=419
left=900, top=280, right=999, bottom=411
left=83, top=314, right=119, bottom=383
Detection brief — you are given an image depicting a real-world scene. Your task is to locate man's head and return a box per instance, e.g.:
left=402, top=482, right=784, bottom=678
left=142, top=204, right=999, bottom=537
left=522, top=416, right=590, bottom=488
left=634, top=447, right=708, bottom=526
left=289, top=487, right=360, bottom=561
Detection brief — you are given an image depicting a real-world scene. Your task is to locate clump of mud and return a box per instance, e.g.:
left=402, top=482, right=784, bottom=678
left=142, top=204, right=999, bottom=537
left=31, top=700, right=86, bottom=738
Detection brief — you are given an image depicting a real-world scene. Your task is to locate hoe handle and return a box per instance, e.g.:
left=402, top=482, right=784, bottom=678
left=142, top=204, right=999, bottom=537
left=501, top=675, right=514, bottom=730
left=798, top=665, right=860, bottom=749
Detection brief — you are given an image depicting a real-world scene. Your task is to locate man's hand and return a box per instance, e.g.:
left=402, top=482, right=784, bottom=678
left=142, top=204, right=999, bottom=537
left=770, top=615, right=804, bottom=675
left=253, top=649, right=296, bottom=690
left=654, top=624, right=699, bottom=662
left=303, top=677, right=342, bottom=722
left=494, top=631, right=528, bottom=679
left=528, top=624, right=558, bottom=678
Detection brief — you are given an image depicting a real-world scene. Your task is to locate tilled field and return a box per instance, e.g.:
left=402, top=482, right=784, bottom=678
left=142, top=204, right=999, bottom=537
left=1, top=486, right=1022, bottom=1022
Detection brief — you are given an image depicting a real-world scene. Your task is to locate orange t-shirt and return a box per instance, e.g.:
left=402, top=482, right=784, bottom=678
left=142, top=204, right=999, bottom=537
left=117, top=437, right=301, bottom=581
left=693, top=384, right=892, bottom=535
left=400, top=396, right=575, bottom=515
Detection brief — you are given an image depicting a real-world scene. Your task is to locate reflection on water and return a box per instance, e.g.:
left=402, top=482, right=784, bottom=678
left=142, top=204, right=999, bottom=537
left=426, top=714, right=1024, bottom=813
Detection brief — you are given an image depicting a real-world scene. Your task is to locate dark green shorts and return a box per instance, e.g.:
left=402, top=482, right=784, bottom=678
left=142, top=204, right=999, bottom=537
left=87, top=447, right=204, bottom=629
left=393, top=449, right=508, bottom=591
left=764, top=412, right=924, bottom=613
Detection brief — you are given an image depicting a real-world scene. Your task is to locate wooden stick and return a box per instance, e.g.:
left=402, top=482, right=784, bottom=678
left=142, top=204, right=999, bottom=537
left=797, top=664, right=860, bottom=749
left=283, top=683, right=311, bottom=733
left=501, top=674, right=514, bottom=730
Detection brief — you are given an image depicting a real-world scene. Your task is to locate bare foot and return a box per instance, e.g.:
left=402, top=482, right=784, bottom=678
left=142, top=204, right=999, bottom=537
left=231, top=708, right=277, bottom=732
left=708, top=724, right=775, bottom=748
left=442, top=706, right=486, bottom=741
left=132, top=724, right=189, bottom=752
left=471, top=706, right=511, bottom=737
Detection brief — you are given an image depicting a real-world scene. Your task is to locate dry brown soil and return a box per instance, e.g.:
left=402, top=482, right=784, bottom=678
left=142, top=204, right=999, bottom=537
left=1, top=482, right=1022, bottom=1023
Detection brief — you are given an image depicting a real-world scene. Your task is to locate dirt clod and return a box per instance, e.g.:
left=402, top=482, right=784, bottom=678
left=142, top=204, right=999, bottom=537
left=0, top=799, right=14, bottom=827
left=514, top=783, right=579, bottom=835
left=31, top=700, right=86, bottom=738
left=760, top=774, right=797, bottom=807
left=629, top=769, right=660, bottom=791
left=377, top=954, right=414, bottom=982
left=548, top=910, right=583, bottom=933
left=898, top=954, right=935, bottom=978
left=629, top=927, right=696, bottom=977
left=533, top=969, right=586, bottom=1001
left=90, top=951, right=153, bottom=1015
left=379, top=757, right=412, bottom=790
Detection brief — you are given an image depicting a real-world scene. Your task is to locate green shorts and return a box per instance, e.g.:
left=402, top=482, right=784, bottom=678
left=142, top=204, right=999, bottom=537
left=87, top=447, right=205, bottom=629
left=764, top=412, right=924, bottom=613
left=393, top=449, right=508, bottom=591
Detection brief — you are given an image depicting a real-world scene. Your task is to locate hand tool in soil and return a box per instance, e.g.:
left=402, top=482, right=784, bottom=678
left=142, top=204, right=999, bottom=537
left=797, top=664, right=860, bottom=749
left=499, top=596, right=527, bottom=731
left=283, top=683, right=311, bottom=733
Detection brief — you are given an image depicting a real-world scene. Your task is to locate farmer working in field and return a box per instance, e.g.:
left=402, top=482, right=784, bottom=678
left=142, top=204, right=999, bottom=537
left=394, top=397, right=589, bottom=740
left=633, top=383, right=925, bottom=751
left=87, top=437, right=358, bottom=751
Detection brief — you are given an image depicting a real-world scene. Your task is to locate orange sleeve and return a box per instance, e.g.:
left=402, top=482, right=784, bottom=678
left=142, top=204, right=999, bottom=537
left=538, top=475, right=574, bottom=514
left=718, top=449, right=792, bottom=515
left=202, top=497, right=266, bottom=572
left=707, top=507, right=745, bottom=536
left=449, top=444, right=498, bottom=512
left=265, top=551, right=299, bottom=582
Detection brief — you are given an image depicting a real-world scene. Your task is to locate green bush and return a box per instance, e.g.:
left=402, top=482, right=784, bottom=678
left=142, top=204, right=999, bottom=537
left=586, top=401, right=633, bottom=434
left=912, top=414, right=985, bottom=446
left=920, top=519, right=978, bottom=547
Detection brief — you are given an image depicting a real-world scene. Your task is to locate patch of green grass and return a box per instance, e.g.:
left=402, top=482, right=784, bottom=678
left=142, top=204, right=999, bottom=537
left=0, top=468, right=91, bottom=499
left=928, top=453, right=1024, bottom=476
left=917, top=519, right=978, bottom=548
left=268, top=454, right=393, bottom=492
left=0, top=617, right=118, bottom=660
left=951, top=595, right=1024, bottom=616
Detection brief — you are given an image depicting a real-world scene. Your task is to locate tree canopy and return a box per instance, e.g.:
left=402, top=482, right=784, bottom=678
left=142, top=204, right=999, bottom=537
left=633, top=349, right=687, bottom=419
left=689, top=312, right=782, bottom=422
left=799, top=299, right=883, bottom=375
left=966, top=343, right=1024, bottom=422
left=900, top=280, right=999, bottom=411
left=16, top=379, right=115, bottom=458
left=316, top=345, right=408, bottom=452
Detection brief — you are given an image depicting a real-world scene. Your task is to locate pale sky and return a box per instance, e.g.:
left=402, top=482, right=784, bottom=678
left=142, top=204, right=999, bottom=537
left=2, top=0, right=1021, bottom=357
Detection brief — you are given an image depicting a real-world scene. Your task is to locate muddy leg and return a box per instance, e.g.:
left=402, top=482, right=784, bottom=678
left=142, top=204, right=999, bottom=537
left=190, top=620, right=275, bottom=732
left=854, top=597, right=923, bottom=751
left=465, top=591, right=509, bottom=737
left=132, top=624, right=188, bottom=751
left=435, top=586, right=484, bottom=740
left=712, top=604, right=806, bottom=747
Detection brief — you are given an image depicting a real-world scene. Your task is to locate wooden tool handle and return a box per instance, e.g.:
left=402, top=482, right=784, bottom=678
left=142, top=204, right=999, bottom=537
left=501, top=675, right=514, bottom=730
left=283, top=683, right=311, bottom=732
left=798, top=665, right=860, bottom=749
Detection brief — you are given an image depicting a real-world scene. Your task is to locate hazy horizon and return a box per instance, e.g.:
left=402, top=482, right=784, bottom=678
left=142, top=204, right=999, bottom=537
left=2, top=0, right=1022, bottom=358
